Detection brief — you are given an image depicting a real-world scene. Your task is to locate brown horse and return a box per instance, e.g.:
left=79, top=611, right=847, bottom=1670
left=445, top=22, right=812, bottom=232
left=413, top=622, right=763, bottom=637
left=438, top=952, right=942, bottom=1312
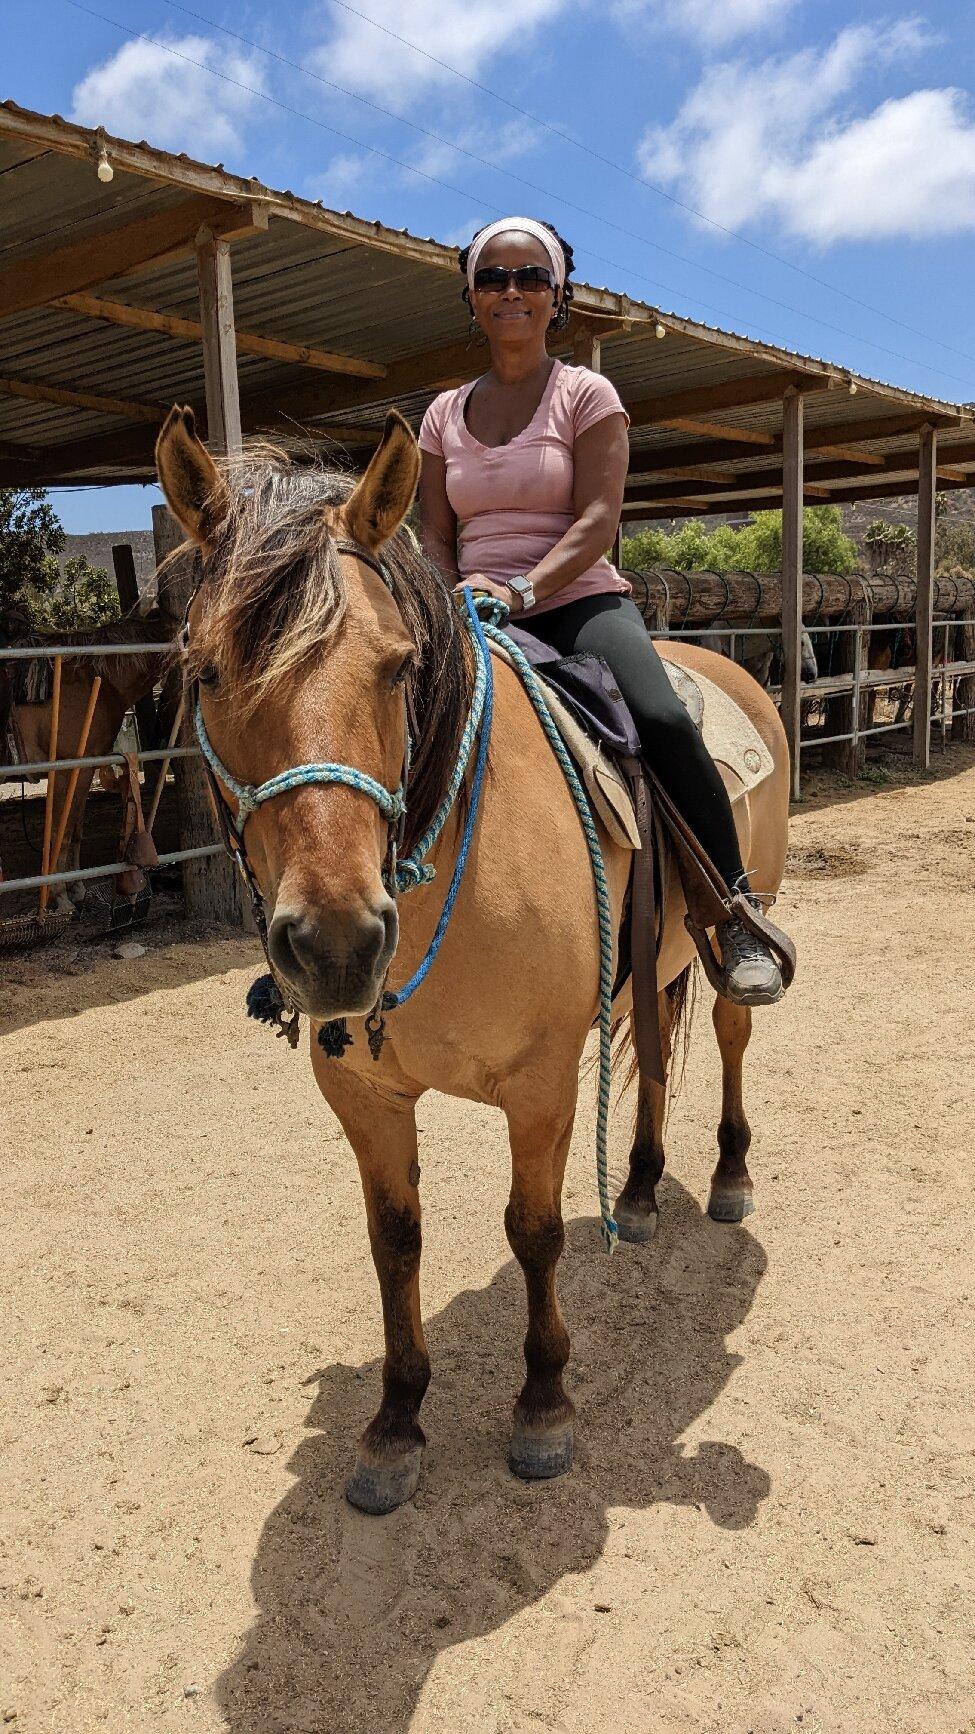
left=11, top=613, right=170, bottom=908
left=156, top=405, right=791, bottom=1516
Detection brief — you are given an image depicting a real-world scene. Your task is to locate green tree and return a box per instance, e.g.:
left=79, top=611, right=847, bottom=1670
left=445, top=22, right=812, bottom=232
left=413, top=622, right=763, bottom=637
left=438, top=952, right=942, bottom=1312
left=0, top=488, right=118, bottom=632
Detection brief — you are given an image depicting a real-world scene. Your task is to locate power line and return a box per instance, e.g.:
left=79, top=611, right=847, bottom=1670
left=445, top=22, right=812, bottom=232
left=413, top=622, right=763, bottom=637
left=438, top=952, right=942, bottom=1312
left=58, top=0, right=975, bottom=393
left=185, top=0, right=975, bottom=372
left=153, top=0, right=975, bottom=387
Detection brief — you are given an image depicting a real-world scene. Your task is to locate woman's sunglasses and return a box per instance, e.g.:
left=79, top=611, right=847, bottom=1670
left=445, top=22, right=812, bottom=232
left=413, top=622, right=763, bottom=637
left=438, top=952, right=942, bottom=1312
left=472, top=265, right=558, bottom=294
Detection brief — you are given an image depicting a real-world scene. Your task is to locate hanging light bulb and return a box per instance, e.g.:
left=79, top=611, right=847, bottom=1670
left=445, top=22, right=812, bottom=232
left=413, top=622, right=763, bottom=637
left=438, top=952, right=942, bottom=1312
left=848, top=379, right=858, bottom=395
left=654, top=321, right=667, bottom=340
left=96, top=144, right=114, bottom=183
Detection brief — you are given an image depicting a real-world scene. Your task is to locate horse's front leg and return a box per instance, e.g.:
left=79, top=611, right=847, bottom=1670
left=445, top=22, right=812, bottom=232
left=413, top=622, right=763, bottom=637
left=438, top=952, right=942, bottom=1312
left=503, top=1095, right=576, bottom=1481
left=318, top=1075, right=429, bottom=1514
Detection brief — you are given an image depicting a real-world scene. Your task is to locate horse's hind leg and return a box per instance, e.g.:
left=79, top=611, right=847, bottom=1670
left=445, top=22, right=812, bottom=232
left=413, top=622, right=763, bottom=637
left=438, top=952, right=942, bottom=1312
left=322, top=1083, right=430, bottom=1515
left=613, top=990, right=674, bottom=1244
left=708, top=997, right=754, bottom=1223
left=504, top=1094, right=576, bottom=1481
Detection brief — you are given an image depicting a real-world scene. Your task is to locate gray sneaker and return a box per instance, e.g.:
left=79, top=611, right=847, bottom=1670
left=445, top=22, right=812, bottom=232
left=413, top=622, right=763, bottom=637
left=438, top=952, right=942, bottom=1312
left=719, top=893, right=785, bottom=1006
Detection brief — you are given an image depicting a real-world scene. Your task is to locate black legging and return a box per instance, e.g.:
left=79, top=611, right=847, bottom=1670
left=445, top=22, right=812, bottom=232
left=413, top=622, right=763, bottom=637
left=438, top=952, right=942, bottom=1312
left=528, top=593, right=745, bottom=887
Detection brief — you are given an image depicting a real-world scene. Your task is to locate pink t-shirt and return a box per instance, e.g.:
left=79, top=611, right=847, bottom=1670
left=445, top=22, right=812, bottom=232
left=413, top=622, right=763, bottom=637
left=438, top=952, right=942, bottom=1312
left=418, top=358, right=631, bottom=617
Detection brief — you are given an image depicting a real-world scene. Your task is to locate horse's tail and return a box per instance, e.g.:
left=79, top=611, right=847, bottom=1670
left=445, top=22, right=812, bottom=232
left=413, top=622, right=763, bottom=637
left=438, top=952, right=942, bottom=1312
left=610, top=959, right=699, bottom=1108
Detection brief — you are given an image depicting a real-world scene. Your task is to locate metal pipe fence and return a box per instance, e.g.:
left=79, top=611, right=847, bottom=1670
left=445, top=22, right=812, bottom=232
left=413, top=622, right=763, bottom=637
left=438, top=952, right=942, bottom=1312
left=3, top=606, right=974, bottom=908
left=1, top=637, right=193, bottom=902
left=654, top=615, right=975, bottom=757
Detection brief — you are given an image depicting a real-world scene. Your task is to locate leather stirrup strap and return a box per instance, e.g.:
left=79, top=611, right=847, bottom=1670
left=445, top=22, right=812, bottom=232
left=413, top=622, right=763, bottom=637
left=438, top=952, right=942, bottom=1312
left=643, top=764, right=796, bottom=992
left=624, top=759, right=664, bottom=1085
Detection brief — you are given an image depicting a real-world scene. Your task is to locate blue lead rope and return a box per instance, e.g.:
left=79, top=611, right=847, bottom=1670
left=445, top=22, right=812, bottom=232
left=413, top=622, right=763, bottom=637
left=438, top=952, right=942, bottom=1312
left=389, top=591, right=617, bottom=1250
left=478, top=612, right=619, bottom=1252
left=382, top=590, right=494, bottom=1008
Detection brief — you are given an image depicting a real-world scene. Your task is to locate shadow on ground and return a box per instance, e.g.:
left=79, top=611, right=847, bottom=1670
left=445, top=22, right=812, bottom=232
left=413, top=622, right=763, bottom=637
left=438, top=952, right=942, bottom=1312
left=796, top=738, right=975, bottom=815
left=217, top=1180, right=768, bottom=1734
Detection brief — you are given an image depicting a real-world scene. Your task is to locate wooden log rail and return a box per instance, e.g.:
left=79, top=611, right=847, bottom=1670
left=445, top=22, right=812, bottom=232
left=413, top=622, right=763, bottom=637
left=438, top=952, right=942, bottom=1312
left=624, top=568, right=975, bottom=629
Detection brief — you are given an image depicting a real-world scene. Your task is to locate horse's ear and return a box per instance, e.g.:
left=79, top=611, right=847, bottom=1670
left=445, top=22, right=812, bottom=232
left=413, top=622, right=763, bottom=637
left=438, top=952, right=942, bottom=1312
left=341, top=411, right=420, bottom=552
left=155, top=405, right=230, bottom=550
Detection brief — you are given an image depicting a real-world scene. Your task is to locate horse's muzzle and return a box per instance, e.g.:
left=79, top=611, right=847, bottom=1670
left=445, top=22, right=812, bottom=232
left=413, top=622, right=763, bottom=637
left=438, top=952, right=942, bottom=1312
left=267, top=894, right=398, bottom=1017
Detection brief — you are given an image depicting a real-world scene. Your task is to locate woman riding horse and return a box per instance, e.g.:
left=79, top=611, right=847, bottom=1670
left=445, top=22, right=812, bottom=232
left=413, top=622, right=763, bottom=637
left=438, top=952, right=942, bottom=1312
left=418, top=217, right=793, bottom=1006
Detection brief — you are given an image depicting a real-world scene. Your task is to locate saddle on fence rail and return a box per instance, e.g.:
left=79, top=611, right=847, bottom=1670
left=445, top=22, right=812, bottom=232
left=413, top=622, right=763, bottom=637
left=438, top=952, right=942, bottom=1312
left=495, top=626, right=793, bottom=1082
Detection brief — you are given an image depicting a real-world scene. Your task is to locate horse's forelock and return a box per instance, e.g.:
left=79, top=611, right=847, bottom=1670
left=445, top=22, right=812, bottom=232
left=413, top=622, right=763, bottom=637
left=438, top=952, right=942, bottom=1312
left=192, top=443, right=472, bottom=855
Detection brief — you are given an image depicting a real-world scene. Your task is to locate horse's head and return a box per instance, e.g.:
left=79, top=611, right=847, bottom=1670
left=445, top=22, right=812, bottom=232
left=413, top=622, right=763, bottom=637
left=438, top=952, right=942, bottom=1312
left=156, top=405, right=431, bottom=1020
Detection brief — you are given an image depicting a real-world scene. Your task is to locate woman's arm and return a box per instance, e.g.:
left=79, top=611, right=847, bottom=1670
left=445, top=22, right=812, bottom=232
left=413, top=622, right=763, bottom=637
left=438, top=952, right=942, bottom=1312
left=417, top=449, right=460, bottom=580
left=524, top=411, right=629, bottom=605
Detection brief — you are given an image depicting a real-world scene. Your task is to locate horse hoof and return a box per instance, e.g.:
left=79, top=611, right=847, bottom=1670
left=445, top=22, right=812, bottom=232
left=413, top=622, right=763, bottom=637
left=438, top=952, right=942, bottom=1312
left=708, top=1188, right=755, bottom=1223
left=509, top=1422, right=574, bottom=1481
left=345, top=1447, right=422, bottom=1515
left=612, top=1198, right=659, bottom=1244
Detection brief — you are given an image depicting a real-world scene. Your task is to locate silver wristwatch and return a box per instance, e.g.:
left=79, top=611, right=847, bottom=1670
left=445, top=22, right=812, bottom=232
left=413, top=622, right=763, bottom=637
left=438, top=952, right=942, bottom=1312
left=505, top=574, right=536, bottom=611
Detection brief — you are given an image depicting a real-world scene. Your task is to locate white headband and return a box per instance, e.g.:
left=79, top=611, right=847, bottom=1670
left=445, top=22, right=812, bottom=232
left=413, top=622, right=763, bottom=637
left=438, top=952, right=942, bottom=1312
left=466, top=218, right=565, bottom=290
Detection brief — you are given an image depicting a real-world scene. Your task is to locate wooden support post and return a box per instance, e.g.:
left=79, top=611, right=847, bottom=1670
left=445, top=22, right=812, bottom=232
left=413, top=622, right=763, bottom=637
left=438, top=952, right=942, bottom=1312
left=913, top=425, right=937, bottom=769
left=152, top=505, right=245, bottom=926
left=572, top=324, right=601, bottom=371
left=112, top=543, right=159, bottom=755
left=196, top=226, right=242, bottom=456
left=780, top=387, right=804, bottom=800
left=952, top=619, right=975, bottom=742
left=824, top=588, right=869, bottom=776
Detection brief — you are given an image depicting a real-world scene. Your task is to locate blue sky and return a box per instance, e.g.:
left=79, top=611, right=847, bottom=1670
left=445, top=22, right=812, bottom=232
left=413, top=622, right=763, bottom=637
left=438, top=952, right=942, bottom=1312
left=5, top=0, right=975, bottom=533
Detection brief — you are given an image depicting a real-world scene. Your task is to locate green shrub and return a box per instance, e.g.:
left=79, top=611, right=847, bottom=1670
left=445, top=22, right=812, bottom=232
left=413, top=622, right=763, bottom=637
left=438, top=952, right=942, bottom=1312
left=622, top=505, right=857, bottom=576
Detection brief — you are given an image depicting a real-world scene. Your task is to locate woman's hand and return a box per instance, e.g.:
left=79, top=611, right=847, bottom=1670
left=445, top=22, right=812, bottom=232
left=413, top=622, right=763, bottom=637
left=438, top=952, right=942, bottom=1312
left=454, top=575, right=522, bottom=611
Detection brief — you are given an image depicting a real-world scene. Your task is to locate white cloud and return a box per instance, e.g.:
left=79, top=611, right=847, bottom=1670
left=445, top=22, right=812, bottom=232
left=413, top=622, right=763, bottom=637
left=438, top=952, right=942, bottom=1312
left=308, top=0, right=566, bottom=106
left=70, top=35, right=265, bottom=160
left=637, top=20, right=974, bottom=242
left=305, top=152, right=374, bottom=206
left=620, top=0, right=797, bottom=47
left=406, top=119, right=536, bottom=184
left=304, top=118, right=534, bottom=210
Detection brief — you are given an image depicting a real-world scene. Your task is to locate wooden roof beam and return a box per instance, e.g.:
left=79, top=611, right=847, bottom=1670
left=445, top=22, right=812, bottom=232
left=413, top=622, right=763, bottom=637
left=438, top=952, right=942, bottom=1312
left=626, top=436, right=975, bottom=499
left=0, top=196, right=266, bottom=320
left=815, top=443, right=885, bottom=466
left=49, top=291, right=387, bottom=382
left=624, top=369, right=832, bottom=429
left=0, top=374, right=165, bottom=421
left=625, top=412, right=967, bottom=480
left=623, top=471, right=975, bottom=520
left=658, top=417, right=776, bottom=446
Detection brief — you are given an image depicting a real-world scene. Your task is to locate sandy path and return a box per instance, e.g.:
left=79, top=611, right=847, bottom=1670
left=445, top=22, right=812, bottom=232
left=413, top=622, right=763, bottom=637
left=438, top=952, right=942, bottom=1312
left=2, top=747, right=974, bottom=1733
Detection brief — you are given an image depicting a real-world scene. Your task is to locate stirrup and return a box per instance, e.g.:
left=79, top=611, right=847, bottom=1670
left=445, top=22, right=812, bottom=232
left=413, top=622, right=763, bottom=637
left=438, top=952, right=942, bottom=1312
left=685, top=887, right=796, bottom=1002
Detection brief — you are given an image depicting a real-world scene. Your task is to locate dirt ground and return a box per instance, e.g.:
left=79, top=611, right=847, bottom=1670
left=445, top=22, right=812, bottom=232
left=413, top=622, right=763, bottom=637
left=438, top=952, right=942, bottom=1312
left=2, top=746, right=974, bottom=1734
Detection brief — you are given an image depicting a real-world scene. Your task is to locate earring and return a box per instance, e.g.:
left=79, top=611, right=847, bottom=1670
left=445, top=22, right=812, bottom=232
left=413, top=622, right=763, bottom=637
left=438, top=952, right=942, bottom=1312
left=468, top=317, right=487, bottom=347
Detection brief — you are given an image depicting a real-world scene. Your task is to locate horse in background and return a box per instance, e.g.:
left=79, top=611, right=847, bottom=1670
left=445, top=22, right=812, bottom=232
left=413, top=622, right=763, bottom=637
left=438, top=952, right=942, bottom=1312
left=699, top=627, right=819, bottom=689
left=7, top=610, right=172, bottom=909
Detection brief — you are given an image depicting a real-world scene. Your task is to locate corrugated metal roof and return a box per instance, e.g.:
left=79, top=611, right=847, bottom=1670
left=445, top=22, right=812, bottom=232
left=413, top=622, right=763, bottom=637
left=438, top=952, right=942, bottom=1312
left=1, top=100, right=973, bottom=506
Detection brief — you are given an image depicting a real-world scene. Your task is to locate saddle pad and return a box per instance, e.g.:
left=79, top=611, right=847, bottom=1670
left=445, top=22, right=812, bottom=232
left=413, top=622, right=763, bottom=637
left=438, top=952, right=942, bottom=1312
left=489, top=644, right=773, bottom=849
left=666, top=663, right=775, bottom=796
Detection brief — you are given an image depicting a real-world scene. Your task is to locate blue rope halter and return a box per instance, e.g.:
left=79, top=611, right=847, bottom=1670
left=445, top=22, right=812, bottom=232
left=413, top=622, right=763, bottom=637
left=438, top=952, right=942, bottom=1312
left=194, top=701, right=407, bottom=833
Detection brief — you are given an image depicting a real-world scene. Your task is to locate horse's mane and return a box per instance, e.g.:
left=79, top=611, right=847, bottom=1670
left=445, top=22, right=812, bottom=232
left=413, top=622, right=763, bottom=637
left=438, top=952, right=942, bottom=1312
left=187, top=445, right=473, bottom=855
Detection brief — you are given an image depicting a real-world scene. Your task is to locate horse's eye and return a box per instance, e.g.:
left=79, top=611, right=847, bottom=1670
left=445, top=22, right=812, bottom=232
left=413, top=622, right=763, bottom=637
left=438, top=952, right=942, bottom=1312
left=198, top=664, right=219, bottom=688
left=391, top=655, right=414, bottom=689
